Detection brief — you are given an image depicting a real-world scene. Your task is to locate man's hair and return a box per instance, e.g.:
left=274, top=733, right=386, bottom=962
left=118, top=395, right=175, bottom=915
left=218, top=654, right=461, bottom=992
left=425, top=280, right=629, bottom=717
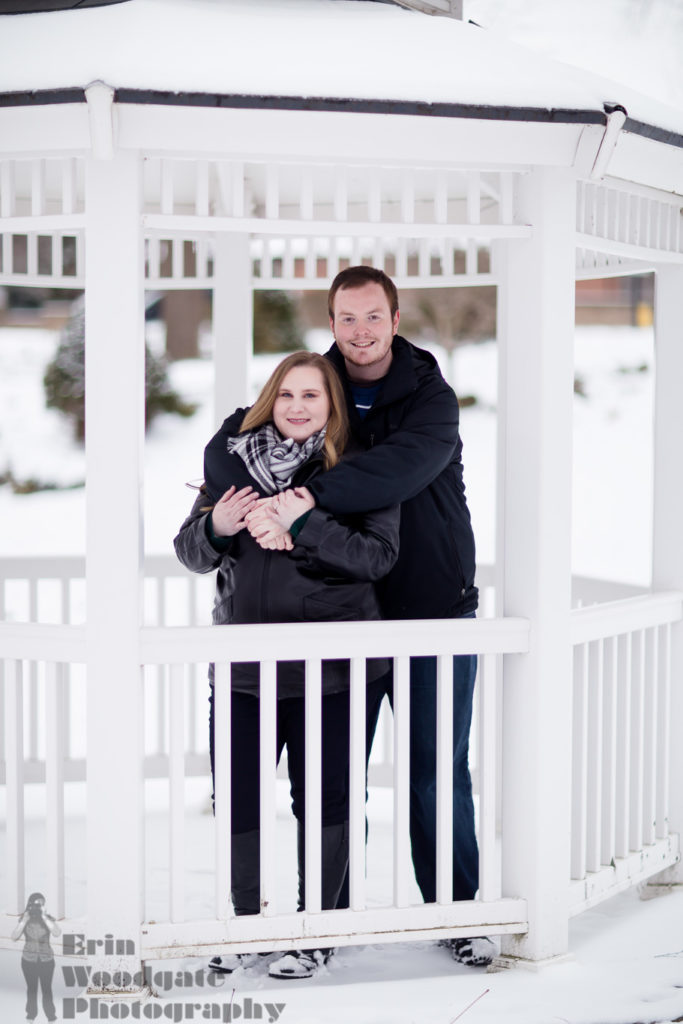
left=327, top=266, right=399, bottom=321
left=239, top=350, right=348, bottom=469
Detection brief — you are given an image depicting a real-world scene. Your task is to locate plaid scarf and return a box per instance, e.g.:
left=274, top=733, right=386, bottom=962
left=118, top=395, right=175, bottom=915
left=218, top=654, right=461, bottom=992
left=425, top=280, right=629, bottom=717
left=226, top=422, right=326, bottom=495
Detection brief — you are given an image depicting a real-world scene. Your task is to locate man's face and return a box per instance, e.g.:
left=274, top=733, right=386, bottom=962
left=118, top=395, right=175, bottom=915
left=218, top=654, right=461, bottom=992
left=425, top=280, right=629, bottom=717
left=330, top=282, right=399, bottom=381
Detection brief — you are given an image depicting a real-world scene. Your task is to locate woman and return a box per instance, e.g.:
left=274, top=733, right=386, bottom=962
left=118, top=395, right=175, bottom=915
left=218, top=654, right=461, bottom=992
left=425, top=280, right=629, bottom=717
left=12, top=892, right=60, bottom=1022
left=174, top=352, right=399, bottom=980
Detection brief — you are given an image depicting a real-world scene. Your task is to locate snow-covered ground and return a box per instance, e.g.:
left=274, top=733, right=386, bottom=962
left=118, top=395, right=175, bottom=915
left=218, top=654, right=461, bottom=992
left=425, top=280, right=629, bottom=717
left=1, top=322, right=678, bottom=1024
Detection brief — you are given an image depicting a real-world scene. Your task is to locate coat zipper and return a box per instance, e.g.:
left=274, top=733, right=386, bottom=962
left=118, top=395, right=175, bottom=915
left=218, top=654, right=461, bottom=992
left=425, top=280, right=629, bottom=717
left=260, top=549, right=272, bottom=622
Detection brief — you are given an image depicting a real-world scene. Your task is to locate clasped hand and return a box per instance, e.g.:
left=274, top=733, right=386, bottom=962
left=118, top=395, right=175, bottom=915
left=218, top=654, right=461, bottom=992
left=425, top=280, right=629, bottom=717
left=245, top=487, right=315, bottom=551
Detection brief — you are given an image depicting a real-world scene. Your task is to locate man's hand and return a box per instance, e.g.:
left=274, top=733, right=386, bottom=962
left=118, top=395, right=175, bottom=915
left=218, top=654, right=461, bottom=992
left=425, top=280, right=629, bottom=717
left=211, top=485, right=258, bottom=537
left=245, top=497, right=292, bottom=550
left=246, top=487, right=315, bottom=549
left=265, top=487, right=316, bottom=531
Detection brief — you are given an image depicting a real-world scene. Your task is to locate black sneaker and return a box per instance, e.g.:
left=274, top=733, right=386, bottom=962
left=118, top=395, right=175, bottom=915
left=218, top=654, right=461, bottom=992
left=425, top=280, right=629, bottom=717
left=268, top=948, right=333, bottom=979
left=443, top=936, right=496, bottom=967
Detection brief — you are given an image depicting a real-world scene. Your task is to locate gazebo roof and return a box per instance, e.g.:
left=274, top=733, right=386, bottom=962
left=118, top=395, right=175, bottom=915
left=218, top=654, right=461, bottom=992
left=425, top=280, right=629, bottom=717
left=1, top=0, right=681, bottom=143
left=0, top=0, right=680, bottom=293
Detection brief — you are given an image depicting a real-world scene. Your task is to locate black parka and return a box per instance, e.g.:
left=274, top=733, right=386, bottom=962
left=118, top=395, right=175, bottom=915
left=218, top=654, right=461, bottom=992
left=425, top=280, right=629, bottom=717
left=204, top=336, right=477, bottom=621
left=174, top=452, right=400, bottom=696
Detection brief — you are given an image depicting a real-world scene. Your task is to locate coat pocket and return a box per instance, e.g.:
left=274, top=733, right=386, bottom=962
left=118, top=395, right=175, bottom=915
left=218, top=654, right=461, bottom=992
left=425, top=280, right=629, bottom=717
left=303, top=594, right=359, bottom=622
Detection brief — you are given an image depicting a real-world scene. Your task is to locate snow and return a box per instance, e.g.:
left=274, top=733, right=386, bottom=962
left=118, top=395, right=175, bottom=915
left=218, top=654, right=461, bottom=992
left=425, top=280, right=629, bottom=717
left=0, top=0, right=682, bottom=138
left=3, top=778, right=683, bottom=1024
left=471, top=0, right=683, bottom=118
left=0, top=322, right=655, bottom=585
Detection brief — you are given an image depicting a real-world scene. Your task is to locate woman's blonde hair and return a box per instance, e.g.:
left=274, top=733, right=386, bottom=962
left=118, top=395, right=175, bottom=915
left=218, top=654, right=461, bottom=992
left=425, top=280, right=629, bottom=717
left=240, top=351, right=348, bottom=469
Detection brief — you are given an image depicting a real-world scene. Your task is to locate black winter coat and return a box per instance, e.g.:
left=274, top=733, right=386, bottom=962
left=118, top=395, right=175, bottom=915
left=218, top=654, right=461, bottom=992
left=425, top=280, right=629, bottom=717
left=174, top=452, right=400, bottom=697
left=204, top=337, right=477, bottom=620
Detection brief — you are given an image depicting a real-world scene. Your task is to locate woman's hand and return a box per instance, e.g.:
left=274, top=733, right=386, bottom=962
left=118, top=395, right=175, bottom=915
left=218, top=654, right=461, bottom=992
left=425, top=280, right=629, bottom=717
left=211, top=485, right=259, bottom=537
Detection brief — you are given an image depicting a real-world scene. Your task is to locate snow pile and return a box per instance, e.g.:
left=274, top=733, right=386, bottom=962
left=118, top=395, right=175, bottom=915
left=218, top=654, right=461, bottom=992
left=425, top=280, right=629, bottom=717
left=0, top=0, right=681, bottom=136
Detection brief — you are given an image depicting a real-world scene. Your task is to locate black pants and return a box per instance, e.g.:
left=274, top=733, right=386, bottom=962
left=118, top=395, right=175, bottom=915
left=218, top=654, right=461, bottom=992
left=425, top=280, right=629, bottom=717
left=22, top=958, right=56, bottom=1021
left=210, top=687, right=352, bottom=832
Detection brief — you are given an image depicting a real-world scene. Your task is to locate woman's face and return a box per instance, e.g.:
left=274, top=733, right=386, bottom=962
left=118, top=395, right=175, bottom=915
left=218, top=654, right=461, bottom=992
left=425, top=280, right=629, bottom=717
left=272, top=366, right=330, bottom=443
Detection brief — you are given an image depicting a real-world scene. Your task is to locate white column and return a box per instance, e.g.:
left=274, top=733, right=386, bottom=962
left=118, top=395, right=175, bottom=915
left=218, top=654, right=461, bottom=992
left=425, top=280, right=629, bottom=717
left=84, top=151, right=146, bottom=991
left=651, top=264, right=683, bottom=883
left=496, top=168, right=576, bottom=962
left=212, top=233, right=252, bottom=428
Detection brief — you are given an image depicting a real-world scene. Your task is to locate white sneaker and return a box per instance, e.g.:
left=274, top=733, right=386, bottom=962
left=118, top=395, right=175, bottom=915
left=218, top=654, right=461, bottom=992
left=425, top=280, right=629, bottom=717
left=268, top=948, right=333, bottom=979
left=443, top=936, right=496, bottom=967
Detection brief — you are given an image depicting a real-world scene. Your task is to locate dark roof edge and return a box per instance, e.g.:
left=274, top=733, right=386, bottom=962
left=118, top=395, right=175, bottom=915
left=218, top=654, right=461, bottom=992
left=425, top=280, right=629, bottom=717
left=623, top=115, right=683, bottom=151
left=4, top=86, right=683, bottom=147
left=113, top=89, right=608, bottom=125
left=0, top=87, right=85, bottom=106
left=0, top=85, right=606, bottom=125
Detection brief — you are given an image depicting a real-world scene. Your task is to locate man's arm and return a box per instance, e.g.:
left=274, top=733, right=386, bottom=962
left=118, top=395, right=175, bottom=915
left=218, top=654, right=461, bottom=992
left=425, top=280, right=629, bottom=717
left=203, top=407, right=249, bottom=503
left=310, top=376, right=460, bottom=515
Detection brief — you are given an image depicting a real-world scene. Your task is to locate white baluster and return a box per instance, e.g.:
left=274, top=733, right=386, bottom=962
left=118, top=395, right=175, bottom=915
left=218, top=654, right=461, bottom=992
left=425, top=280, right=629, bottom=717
left=259, top=660, right=277, bottom=916
left=214, top=662, right=231, bottom=919
left=435, top=653, right=453, bottom=904
left=305, top=659, right=323, bottom=913
left=5, top=658, right=26, bottom=912
left=348, top=657, right=366, bottom=911
left=46, top=661, right=65, bottom=917
left=571, top=644, right=588, bottom=879
left=393, top=656, right=411, bottom=907
left=614, top=631, right=632, bottom=859
left=169, top=663, right=186, bottom=922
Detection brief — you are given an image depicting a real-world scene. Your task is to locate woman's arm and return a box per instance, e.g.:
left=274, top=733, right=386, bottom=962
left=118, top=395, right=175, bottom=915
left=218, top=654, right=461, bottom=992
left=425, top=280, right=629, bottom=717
left=203, top=407, right=250, bottom=503
left=174, top=453, right=260, bottom=573
left=43, top=913, right=61, bottom=937
left=11, top=913, right=28, bottom=941
left=174, top=488, right=258, bottom=574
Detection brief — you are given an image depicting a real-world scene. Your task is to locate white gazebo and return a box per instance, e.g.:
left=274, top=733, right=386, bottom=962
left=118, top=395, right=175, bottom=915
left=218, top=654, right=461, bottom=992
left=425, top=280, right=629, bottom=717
left=1, top=0, right=683, bottom=995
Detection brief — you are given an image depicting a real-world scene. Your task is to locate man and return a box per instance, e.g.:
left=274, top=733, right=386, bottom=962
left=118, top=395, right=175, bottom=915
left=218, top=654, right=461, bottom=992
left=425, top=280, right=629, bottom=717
left=204, top=266, right=494, bottom=968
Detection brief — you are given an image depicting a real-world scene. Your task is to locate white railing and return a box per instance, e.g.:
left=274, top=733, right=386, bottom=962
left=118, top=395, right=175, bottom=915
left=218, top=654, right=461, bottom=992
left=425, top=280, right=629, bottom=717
left=0, top=613, right=529, bottom=956
left=136, top=616, right=528, bottom=957
left=1, top=554, right=681, bottom=963
left=569, top=591, right=682, bottom=912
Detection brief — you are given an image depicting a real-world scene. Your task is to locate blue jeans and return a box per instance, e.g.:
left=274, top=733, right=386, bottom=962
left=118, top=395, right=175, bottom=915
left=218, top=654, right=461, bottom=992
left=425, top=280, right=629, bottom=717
left=367, top=637, right=479, bottom=903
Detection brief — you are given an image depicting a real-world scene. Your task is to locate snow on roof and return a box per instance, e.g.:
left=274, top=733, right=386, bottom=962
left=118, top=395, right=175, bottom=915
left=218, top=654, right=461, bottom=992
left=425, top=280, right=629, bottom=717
left=0, top=0, right=681, bottom=140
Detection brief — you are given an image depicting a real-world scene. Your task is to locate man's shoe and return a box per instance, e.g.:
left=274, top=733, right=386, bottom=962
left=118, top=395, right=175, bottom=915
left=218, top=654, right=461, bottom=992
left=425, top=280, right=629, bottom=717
left=268, top=948, right=333, bottom=979
left=208, top=952, right=270, bottom=973
left=443, top=936, right=496, bottom=967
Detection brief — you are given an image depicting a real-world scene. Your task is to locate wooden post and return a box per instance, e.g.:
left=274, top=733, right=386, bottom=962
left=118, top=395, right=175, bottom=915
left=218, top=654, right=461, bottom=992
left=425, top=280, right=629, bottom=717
left=212, top=233, right=252, bottom=429
left=650, top=264, right=683, bottom=885
left=496, top=167, right=576, bottom=962
left=84, top=150, right=146, bottom=992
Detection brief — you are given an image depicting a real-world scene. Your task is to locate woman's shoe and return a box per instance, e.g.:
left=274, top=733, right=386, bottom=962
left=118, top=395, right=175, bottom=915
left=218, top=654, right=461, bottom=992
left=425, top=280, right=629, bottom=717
left=268, top=948, right=333, bottom=979
left=209, top=952, right=270, bottom=973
